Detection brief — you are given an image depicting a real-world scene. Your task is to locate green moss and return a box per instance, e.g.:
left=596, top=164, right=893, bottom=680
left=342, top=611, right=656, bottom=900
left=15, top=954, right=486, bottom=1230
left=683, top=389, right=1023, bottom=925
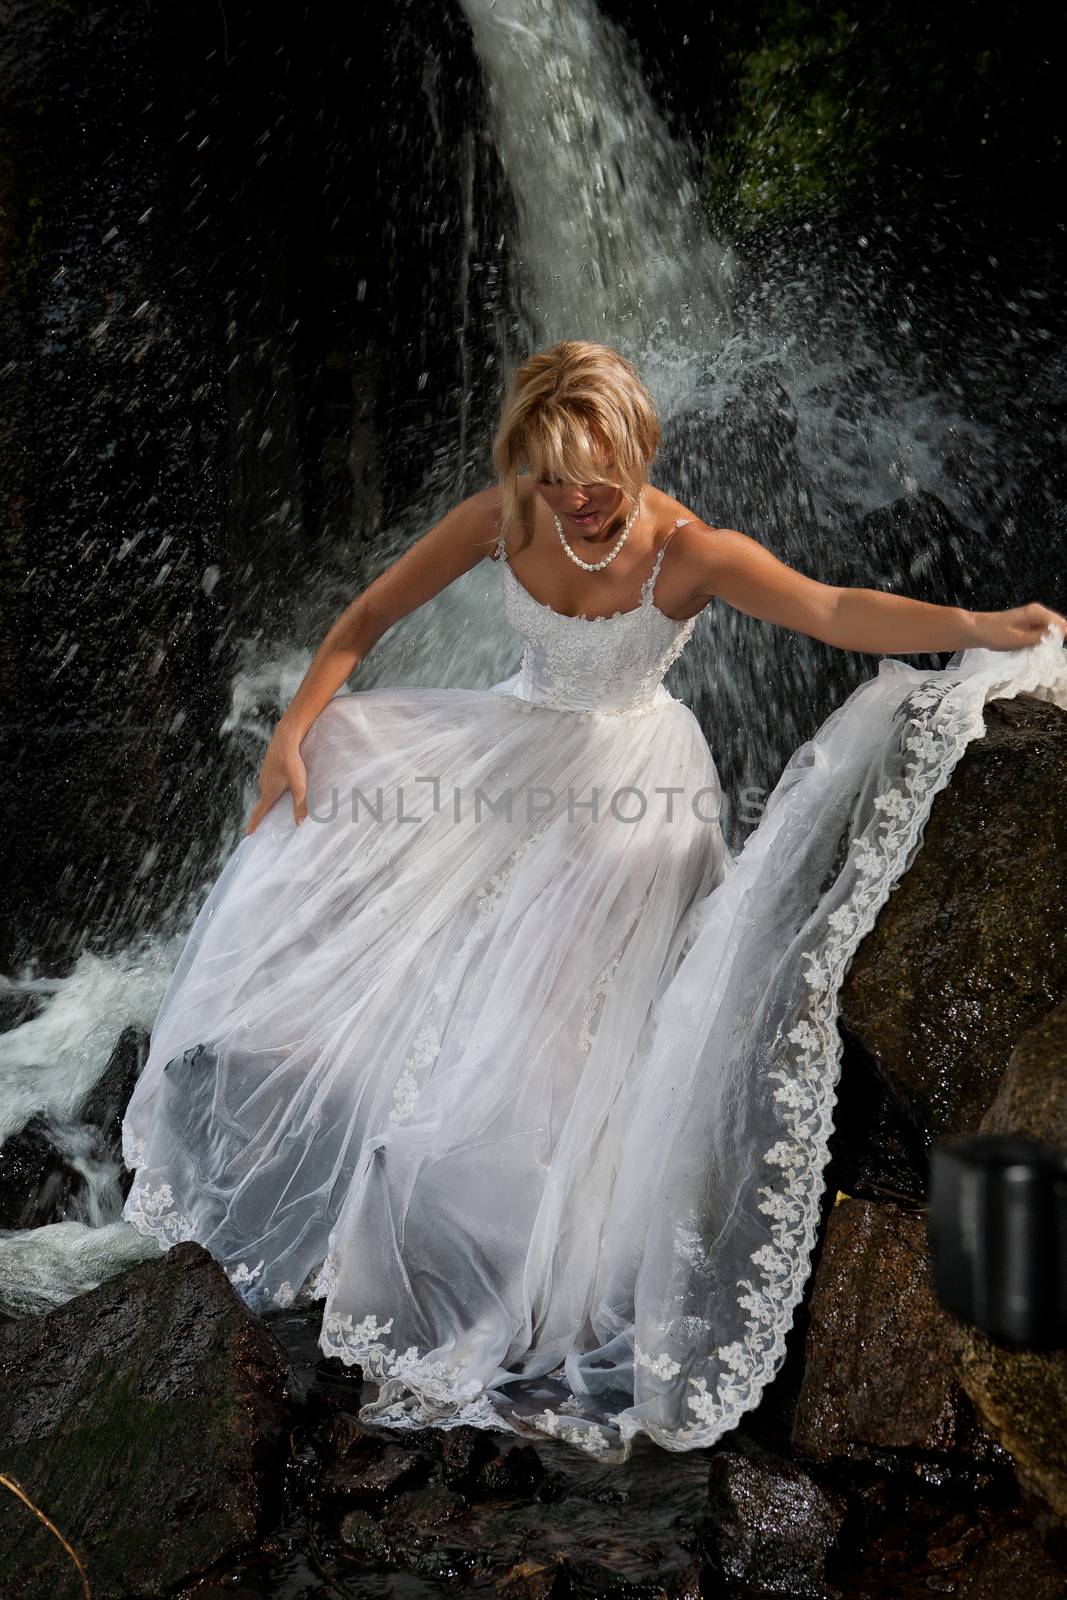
left=700, top=2, right=1029, bottom=233
left=0, top=1380, right=249, bottom=1592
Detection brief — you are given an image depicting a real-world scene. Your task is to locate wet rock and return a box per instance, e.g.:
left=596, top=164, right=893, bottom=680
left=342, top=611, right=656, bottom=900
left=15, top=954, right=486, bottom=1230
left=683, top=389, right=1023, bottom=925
left=0, top=1113, right=86, bottom=1228
left=438, top=1421, right=504, bottom=1487
left=699, top=1437, right=848, bottom=1598
left=0, top=0, right=239, bottom=977
left=321, top=1405, right=380, bottom=1464
left=475, top=1441, right=545, bottom=1496
left=824, top=1022, right=931, bottom=1205
left=948, top=1519, right=1067, bottom=1598
left=0, top=984, right=47, bottom=1034
left=78, top=1023, right=148, bottom=1197
left=791, top=1198, right=1005, bottom=1464
left=952, top=1325, right=1067, bottom=1517
left=977, top=998, right=1067, bottom=1145
left=337, top=1505, right=391, bottom=1562
left=321, top=1438, right=431, bottom=1505
left=495, top=1554, right=569, bottom=1598
left=389, top=1472, right=469, bottom=1530
left=941, top=999, right=1067, bottom=1516
left=0, top=1240, right=293, bottom=1599
left=839, top=695, right=1067, bottom=1145
left=922, top=1507, right=987, bottom=1571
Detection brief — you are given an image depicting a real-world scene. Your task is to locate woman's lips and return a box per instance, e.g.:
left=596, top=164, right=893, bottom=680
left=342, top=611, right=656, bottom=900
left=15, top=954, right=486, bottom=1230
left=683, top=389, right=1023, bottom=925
left=568, top=511, right=597, bottom=525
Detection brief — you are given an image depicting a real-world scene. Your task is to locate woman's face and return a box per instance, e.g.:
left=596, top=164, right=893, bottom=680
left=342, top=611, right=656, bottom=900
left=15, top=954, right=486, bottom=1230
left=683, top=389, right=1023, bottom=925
left=533, top=462, right=630, bottom=538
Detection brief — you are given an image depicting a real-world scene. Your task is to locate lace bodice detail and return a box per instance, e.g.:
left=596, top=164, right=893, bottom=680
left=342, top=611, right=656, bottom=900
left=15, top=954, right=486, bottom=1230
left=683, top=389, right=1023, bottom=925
left=494, top=517, right=701, bottom=715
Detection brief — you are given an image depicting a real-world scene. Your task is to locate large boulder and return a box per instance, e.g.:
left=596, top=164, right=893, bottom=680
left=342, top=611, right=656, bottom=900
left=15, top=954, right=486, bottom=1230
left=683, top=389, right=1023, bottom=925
left=0, top=1241, right=293, bottom=1599
left=948, top=1000, right=1067, bottom=1517
left=790, top=1198, right=1006, bottom=1467
left=837, top=694, right=1067, bottom=1159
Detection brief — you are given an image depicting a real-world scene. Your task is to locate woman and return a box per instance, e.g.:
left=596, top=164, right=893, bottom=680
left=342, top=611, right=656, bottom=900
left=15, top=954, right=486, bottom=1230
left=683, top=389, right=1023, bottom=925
left=121, top=340, right=1067, bottom=1462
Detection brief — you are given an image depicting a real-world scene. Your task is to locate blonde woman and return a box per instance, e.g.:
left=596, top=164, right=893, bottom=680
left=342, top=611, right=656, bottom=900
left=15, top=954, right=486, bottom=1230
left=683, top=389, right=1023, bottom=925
left=121, top=340, right=1067, bottom=1462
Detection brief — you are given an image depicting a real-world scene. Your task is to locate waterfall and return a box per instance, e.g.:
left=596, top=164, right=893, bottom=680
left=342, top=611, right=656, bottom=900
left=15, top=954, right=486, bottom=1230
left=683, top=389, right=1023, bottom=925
left=456, top=0, right=734, bottom=409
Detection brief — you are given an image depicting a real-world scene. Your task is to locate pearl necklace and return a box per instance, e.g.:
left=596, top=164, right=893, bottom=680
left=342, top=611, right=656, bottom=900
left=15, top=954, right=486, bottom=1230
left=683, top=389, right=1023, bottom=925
left=554, top=493, right=643, bottom=571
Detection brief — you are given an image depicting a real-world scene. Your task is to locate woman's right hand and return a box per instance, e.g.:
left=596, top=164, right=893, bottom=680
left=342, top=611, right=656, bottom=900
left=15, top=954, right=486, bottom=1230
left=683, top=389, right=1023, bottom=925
left=245, top=728, right=310, bottom=836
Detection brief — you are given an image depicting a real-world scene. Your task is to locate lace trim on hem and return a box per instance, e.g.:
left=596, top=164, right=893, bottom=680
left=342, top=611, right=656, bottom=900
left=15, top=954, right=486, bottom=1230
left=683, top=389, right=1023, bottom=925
left=634, top=631, right=1067, bottom=1450
left=318, top=1307, right=621, bottom=1457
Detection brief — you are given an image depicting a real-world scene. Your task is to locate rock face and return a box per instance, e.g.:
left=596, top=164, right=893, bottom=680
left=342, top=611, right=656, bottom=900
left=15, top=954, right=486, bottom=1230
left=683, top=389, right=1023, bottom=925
left=0, top=1114, right=86, bottom=1229
left=0, top=1242, right=293, bottom=1600
left=793, top=690, right=1067, bottom=1578
left=947, top=998, right=1067, bottom=1519
left=790, top=1198, right=1006, bottom=1465
left=978, top=999, right=1067, bottom=1147
left=951, top=1324, right=1067, bottom=1521
left=836, top=693, right=1067, bottom=1173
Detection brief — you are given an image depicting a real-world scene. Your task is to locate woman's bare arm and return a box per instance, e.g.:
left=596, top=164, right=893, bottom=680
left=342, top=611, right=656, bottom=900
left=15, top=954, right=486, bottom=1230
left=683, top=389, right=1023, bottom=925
left=683, top=521, right=1067, bottom=654
left=275, top=486, right=500, bottom=744
left=245, top=486, right=499, bottom=835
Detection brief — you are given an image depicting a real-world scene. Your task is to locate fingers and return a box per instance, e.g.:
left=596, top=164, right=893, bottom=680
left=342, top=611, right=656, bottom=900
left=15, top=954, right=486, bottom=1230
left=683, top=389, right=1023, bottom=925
left=244, top=796, right=268, bottom=837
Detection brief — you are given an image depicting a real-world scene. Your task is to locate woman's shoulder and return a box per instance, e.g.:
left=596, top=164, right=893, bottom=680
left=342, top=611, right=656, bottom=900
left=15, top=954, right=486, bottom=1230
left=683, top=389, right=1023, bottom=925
left=647, top=492, right=717, bottom=558
left=465, top=482, right=511, bottom=561
left=648, top=486, right=721, bottom=536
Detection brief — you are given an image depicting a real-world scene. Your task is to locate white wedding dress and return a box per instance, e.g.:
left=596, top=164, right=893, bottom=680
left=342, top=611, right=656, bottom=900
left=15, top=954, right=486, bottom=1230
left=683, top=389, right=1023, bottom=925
left=120, top=516, right=1067, bottom=1462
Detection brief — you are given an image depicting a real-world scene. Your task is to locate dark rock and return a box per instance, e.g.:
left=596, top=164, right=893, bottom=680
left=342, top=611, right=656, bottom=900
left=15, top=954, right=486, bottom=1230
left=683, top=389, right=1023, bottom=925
left=791, top=1198, right=1005, bottom=1465
left=0, top=985, right=47, bottom=1034
left=321, top=1407, right=380, bottom=1466
left=0, top=1240, right=293, bottom=1599
left=823, top=1021, right=931, bottom=1205
left=951, top=1325, right=1067, bottom=1517
left=948, top=1520, right=1067, bottom=1598
left=940, top=999, right=1067, bottom=1516
left=337, top=1505, right=390, bottom=1562
left=839, top=695, right=1067, bottom=1144
left=0, top=0, right=239, bottom=976
left=978, top=998, right=1067, bottom=1146
left=321, top=1440, right=431, bottom=1506
left=923, top=1508, right=987, bottom=1571
left=699, top=1436, right=848, bottom=1599
left=79, top=1024, right=148, bottom=1196
left=0, top=1113, right=86, bottom=1228
left=438, top=1422, right=502, bottom=1488
left=495, top=1554, right=569, bottom=1598
left=388, top=1472, right=469, bottom=1530
left=475, top=1441, right=545, bottom=1497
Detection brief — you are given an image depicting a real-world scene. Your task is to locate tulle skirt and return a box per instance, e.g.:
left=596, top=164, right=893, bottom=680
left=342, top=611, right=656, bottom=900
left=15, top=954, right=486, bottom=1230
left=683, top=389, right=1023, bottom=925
left=121, top=627, right=1067, bottom=1462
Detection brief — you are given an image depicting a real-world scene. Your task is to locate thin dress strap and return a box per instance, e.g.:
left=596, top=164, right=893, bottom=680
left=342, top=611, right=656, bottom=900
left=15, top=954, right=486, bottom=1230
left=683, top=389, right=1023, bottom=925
left=642, top=517, right=691, bottom=607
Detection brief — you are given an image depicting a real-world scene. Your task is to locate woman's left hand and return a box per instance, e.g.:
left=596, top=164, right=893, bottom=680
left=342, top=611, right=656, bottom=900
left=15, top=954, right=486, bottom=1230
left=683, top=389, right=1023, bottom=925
left=974, top=602, right=1067, bottom=651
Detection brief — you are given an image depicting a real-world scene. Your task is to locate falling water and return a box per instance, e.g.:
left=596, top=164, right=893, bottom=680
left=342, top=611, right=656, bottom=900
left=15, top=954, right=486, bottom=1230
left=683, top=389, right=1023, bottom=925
left=456, top=0, right=734, bottom=401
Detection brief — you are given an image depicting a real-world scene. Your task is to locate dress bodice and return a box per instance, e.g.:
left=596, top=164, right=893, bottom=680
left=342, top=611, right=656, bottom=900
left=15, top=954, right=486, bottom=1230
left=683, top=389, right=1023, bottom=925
left=494, top=517, right=701, bottom=715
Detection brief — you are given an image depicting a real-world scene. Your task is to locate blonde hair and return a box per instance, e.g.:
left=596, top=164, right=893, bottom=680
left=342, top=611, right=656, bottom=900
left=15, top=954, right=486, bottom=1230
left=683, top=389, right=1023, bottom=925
left=491, top=341, right=661, bottom=553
